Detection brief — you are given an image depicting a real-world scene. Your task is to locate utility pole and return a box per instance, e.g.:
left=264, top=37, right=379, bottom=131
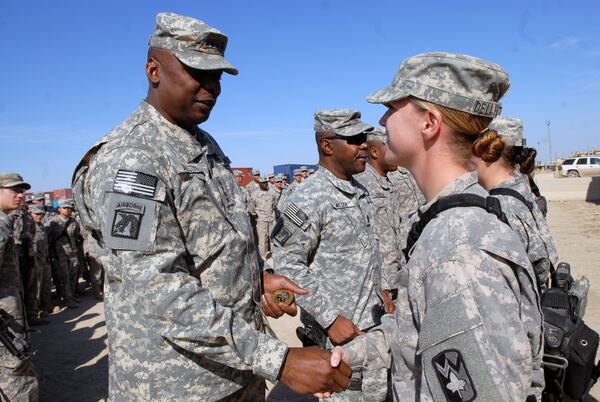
left=545, top=120, right=552, bottom=164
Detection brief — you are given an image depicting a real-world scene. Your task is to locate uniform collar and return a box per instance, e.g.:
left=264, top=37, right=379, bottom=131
left=418, top=171, right=479, bottom=213
left=365, top=163, right=391, bottom=190
left=141, top=102, right=206, bottom=163
left=319, top=165, right=359, bottom=195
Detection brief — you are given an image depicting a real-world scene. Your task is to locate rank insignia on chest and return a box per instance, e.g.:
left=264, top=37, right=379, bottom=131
left=111, top=201, right=145, bottom=240
left=113, top=169, right=158, bottom=198
left=431, top=349, right=476, bottom=402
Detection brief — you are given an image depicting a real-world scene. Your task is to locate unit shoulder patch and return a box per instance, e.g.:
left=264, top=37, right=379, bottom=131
left=431, top=349, right=476, bottom=402
left=104, top=192, right=159, bottom=251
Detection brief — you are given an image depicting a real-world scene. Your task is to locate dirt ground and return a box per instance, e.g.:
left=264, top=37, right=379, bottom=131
left=31, top=199, right=600, bottom=401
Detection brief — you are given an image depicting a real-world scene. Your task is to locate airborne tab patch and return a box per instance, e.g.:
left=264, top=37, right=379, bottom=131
left=432, top=349, right=476, bottom=402
left=111, top=201, right=145, bottom=240
left=113, top=170, right=158, bottom=198
left=284, top=203, right=308, bottom=228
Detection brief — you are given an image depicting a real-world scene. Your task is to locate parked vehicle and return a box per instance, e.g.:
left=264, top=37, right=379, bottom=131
left=560, top=156, right=600, bottom=177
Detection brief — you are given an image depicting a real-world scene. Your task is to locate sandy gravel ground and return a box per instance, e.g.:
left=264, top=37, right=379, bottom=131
left=31, top=199, right=600, bottom=401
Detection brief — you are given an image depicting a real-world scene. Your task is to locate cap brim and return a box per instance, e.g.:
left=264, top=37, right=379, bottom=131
left=1, top=181, right=31, bottom=190
left=335, top=121, right=374, bottom=137
left=175, top=51, right=239, bottom=75
left=366, top=84, right=409, bottom=105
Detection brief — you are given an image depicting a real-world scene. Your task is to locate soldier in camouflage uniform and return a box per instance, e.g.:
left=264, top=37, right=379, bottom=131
left=472, top=116, right=559, bottom=293
left=71, top=12, right=350, bottom=401
left=45, top=199, right=80, bottom=308
left=329, top=52, right=544, bottom=402
left=248, top=177, right=278, bottom=259
left=273, top=109, right=387, bottom=401
left=10, top=200, right=36, bottom=323
left=246, top=169, right=261, bottom=194
left=28, top=205, right=52, bottom=322
left=233, top=169, right=251, bottom=209
left=0, top=173, right=39, bottom=402
left=82, top=226, right=105, bottom=301
left=353, top=128, right=402, bottom=310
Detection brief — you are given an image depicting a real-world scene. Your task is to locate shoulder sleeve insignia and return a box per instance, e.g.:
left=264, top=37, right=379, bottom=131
left=104, top=192, right=159, bottom=251
left=113, top=169, right=158, bottom=198
left=284, top=203, right=308, bottom=228
left=431, top=349, right=476, bottom=402
left=271, top=219, right=292, bottom=246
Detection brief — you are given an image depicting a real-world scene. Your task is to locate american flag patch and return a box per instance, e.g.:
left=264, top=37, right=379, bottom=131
left=113, top=170, right=158, bottom=198
left=284, top=203, right=308, bottom=228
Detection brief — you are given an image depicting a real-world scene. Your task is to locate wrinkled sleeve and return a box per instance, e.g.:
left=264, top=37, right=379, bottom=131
left=84, top=147, right=287, bottom=382
left=0, top=224, right=7, bottom=267
left=272, top=198, right=340, bottom=329
left=418, top=260, right=530, bottom=402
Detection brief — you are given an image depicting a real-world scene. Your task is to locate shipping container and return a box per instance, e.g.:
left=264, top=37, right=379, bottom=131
left=52, top=188, right=73, bottom=208
left=231, top=167, right=253, bottom=186
left=273, top=164, right=317, bottom=183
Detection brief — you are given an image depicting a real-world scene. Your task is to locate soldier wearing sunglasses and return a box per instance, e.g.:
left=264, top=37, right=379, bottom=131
left=272, top=109, right=387, bottom=401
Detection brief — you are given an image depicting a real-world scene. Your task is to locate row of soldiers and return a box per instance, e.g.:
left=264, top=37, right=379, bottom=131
left=0, top=174, right=106, bottom=400
left=234, top=158, right=425, bottom=277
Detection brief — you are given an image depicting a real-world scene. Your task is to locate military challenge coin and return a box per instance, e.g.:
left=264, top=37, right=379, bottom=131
left=273, top=289, right=294, bottom=306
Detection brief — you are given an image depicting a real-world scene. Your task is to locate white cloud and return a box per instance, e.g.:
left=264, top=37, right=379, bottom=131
left=550, top=36, right=580, bottom=49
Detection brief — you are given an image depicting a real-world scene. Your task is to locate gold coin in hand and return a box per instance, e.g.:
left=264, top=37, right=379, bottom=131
left=272, top=289, right=294, bottom=305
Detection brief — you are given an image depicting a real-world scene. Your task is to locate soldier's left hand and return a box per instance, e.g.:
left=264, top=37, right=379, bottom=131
left=262, top=271, right=308, bottom=318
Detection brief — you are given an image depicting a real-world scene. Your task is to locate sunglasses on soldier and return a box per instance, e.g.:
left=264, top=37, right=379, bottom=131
left=322, top=132, right=368, bottom=146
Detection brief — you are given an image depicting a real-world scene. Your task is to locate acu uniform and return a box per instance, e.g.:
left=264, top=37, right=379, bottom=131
left=272, top=110, right=385, bottom=402
left=248, top=179, right=278, bottom=259
left=72, top=52, right=288, bottom=402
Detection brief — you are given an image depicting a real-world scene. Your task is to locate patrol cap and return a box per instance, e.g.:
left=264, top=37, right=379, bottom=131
left=267, top=173, right=275, bottom=179
left=0, top=173, right=31, bottom=190
left=299, top=166, right=308, bottom=172
left=276, top=173, right=287, bottom=180
left=314, top=109, right=373, bottom=137
left=149, top=12, right=238, bottom=75
left=367, top=127, right=387, bottom=143
left=367, top=52, right=510, bottom=118
left=258, top=176, right=268, bottom=183
left=275, top=175, right=283, bottom=182
left=58, top=199, right=74, bottom=208
left=488, top=116, right=526, bottom=147
left=31, top=192, right=46, bottom=201
left=308, top=169, right=315, bottom=174
left=252, top=169, right=260, bottom=176
left=293, top=169, right=302, bottom=176
left=29, top=204, right=46, bottom=214
left=232, top=169, right=244, bottom=177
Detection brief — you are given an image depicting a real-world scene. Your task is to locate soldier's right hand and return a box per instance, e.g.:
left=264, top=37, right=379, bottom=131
left=327, top=315, right=364, bottom=345
left=279, top=346, right=352, bottom=395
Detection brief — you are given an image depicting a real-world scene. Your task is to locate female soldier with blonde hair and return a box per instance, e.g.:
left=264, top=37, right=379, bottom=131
left=324, top=53, right=544, bottom=402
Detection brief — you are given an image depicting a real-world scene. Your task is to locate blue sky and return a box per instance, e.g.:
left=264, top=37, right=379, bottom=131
left=1, top=0, right=599, bottom=191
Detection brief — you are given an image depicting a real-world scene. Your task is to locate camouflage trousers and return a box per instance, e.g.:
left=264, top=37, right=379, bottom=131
left=37, top=262, right=52, bottom=311
left=256, top=220, right=273, bottom=259
left=51, top=253, right=77, bottom=300
left=24, top=262, right=40, bottom=319
left=0, top=355, right=38, bottom=402
left=86, top=253, right=104, bottom=285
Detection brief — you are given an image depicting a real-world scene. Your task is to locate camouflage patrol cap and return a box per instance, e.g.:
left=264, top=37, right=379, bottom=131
left=29, top=204, right=46, bottom=214
left=299, top=166, right=309, bottom=172
left=367, top=52, right=510, bottom=118
left=367, top=127, right=387, bottom=143
left=258, top=176, right=268, bottom=183
left=275, top=175, right=284, bottom=182
left=149, top=12, right=238, bottom=75
left=252, top=169, right=260, bottom=176
left=314, top=109, right=373, bottom=136
left=267, top=173, right=275, bottom=179
left=293, top=169, right=302, bottom=176
left=232, top=169, right=244, bottom=177
left=0, top=173, right=31, bottom=190
left=58, top=199, right=74, bottom=208
left=488, top=116, right=526, bottom=147
left=31, top=192, right=45, bottom=201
